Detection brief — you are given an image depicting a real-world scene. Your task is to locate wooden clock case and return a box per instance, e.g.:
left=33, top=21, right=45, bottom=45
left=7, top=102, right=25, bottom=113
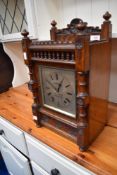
left=21, top=12, right=112, bottom=151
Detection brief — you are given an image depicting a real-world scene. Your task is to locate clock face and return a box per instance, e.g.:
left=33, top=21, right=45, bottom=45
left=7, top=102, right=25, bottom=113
left=39, top=66, right=76, bottom=118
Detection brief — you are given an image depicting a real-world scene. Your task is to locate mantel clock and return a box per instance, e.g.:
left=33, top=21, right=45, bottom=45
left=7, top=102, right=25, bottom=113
left=22, top=12, right=112, bottom=151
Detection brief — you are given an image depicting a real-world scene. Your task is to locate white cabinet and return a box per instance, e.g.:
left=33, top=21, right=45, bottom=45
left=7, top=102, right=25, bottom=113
left=31, top=161, right=49, bottom=175
left=0, top=136, right=32, bottom=175
left=0, top=116, right=94, bottom=175
left=25, top=134, right=95, bottom=175
left=0, top=116, right=28, bottom=156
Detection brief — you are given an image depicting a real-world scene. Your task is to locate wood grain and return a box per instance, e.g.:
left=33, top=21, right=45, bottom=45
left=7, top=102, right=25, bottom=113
left=108, top=102, right=117, bottom=128
left=0, top=84, right=117, bottom=175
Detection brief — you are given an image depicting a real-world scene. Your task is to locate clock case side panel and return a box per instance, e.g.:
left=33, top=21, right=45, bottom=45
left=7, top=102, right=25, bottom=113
left=75, top=14, right=112, bottom=150
left=88, top=16, right=112, bottom=144
left=89, top=40, right=111, bottom=143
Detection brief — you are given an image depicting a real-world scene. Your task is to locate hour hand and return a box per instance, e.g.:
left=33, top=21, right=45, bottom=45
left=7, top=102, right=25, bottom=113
left=57, top=78, right=64, bottom=92
left=47, top=80, right=57, bottom=92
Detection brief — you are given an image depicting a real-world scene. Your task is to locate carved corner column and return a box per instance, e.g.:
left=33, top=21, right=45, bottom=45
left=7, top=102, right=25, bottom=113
left=28, top=71, right=41, bottom=128
left=101, top=11, right=112, bottom=40
left=75, top=24, right=90, bottom=151
left=76, top=71, right=89, bottom=151
left=21, top=30, right=41, bottom=127
left=50, top=20, right=57, bottom=41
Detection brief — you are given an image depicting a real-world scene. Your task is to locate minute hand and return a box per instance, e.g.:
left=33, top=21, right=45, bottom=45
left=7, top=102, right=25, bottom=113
left=47, top=80, right=58, bottom=92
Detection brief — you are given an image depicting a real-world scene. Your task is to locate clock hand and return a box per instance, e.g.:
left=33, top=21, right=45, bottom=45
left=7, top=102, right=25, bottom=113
left=57, top=78, right=64, bottom=92
left=47, top=80, right=58, bottom=92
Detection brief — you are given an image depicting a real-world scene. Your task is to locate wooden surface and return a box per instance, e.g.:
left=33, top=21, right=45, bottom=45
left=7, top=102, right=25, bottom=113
left=108, top=102, right=117, bottom=128
left=0, top=84, right=117, bottom=175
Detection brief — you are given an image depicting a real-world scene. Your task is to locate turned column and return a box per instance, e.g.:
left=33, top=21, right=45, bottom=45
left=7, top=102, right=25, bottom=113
left=21, top=30, right=41, bottom=127
left=75, top=22, right=90, bottom=151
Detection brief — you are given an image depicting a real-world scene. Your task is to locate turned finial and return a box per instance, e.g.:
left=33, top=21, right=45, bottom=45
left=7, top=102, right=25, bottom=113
left=77, top=22, right=87, bottom=31
left=51, top=20, right=57, bottom=28
left=21, top=29, right=29, bottom=38
left=103, top=11, right=111, bottom=21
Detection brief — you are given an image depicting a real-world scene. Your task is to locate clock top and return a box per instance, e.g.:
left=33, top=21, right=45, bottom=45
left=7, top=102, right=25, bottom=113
left=22, top=11, right=112, bottom=48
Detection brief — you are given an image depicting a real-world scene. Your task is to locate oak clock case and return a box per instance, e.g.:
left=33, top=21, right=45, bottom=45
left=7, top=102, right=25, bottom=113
left=21, top=11, right=112, bottom=151
left=39, top=66, right=76, bottom=118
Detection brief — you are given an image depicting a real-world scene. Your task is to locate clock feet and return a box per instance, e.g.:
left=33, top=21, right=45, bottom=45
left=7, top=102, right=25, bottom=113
left=36, top=123, right=41, bottom=128
left=35, top=120, right=42, bottom=128
left=33, top=116, right=42, bottom=128
left=79, top=146, right=88, bottom=152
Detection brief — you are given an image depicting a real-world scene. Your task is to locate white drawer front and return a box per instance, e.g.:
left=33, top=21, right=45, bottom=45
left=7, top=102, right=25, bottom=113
left=0, top=136, right=32, bottom=175
left=25, top=134, right=95, bottom=175
left=0, top=116, right=28, bottom=156
left=31, top=161, right=49, bottom=175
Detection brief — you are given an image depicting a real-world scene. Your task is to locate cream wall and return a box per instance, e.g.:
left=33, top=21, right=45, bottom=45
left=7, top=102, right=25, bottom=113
left=3, top=42, right=29, bottom=87
left=109, top=40, right=117, bottom=103
left=34, top=0, right=59, bottom=40
left=57, top=0, right=115, bottom=27
left=34, top=0, right=117, bottom=40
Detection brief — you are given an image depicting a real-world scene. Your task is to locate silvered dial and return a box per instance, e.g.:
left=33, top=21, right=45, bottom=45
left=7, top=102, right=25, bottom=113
left=39, top=66, right=76, bottom=118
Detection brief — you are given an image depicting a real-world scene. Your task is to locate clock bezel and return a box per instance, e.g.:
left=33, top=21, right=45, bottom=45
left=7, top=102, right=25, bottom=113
left=38, top=65, right=77, bottom=118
